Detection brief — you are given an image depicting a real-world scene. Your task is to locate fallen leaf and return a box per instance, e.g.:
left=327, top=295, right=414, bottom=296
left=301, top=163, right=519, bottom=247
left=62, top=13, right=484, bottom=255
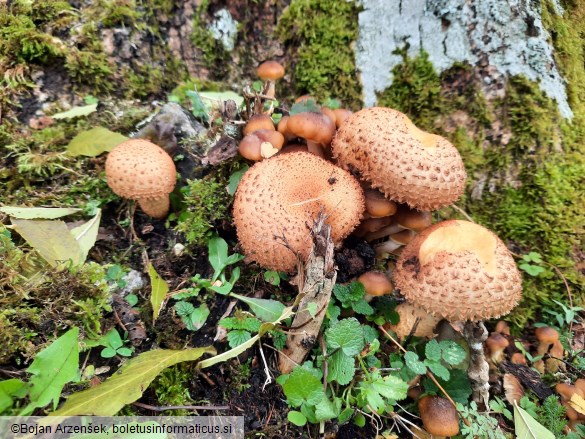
left=50, top=347, right=215, bottom=416
left=52, top=103, right=98, bottom=119
left=504, top=373, right=524, bottom=404
left=66, top=127, right=127, bottom=157
left=70, top=209, right=101, bottom=262
left=569, top=393, right=585, bottom=416
left=11, top=218, right=84, bottom=268
left=0, top=206, right=81, bottom=219
left=198, top=91, right=244, bottom=108
left=148, top=263, right=169, bottom=322
left=514, top=401, right=555, bottom=439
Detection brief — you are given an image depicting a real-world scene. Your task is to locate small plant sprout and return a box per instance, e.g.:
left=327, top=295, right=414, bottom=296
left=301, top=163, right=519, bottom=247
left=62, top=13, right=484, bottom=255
left=518, top=251, right=546, bottom=276
left=97, top=329, right=133, bottom=358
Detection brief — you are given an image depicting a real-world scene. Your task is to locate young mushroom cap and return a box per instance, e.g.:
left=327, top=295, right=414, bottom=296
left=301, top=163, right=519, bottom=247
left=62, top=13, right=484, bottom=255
left=105, top=138, right=176, bottom=218
left=233, top=151, right=364, bottom=272
left=239, top=130, right=285, bottom=161
left=358, top=271, right=393, bottom=297
left=393, top=220, right=522, bottom=321
left=287, top=112, right=337, bottom=147
left=486, top=333, right=509, bottom=364
left=364, top=188, right=398, bottom=218
left=418, top=396, right=460, bottom=437
left=256, top=60, right=285, bottom=81
left=332, top=107, right=466, bottom=211
left=243, top=114, right=275, bottom=135
left=384, top=302, right=439, bottom=339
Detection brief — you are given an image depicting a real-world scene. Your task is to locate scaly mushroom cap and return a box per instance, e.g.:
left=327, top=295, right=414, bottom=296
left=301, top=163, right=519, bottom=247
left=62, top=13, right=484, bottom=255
left=384, top=302, right=439, bottom=339
left=332, top=107, right=466, bottom=210
left=233, top=151, right=364, bottom=272
left=393, top=220, right=522, bottom=321
left=106, top=138, right=176, bottom=200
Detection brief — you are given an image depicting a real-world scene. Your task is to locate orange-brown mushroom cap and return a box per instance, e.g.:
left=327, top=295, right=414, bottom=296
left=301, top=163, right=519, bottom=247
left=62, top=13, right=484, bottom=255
left=287, top=112, right=337, bottom=146
left=105, top=139, right=176, bottom=218
left=243, top=114, right=275, bottom=136
left=233, top=152, right=365, bottom=272
left=332, top=107, right=466, bottom=211
left=256, top=60, right=285, bottom=81
left=358, top=271, right=393, bottom=296
left=393, top=220, right=522, bottom=321
left=418, top=396, right=460, bottom=437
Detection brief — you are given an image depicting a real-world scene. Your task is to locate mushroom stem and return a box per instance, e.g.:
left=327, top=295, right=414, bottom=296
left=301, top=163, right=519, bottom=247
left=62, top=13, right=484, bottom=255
left=365, top=223, right=405, bottom=241
left=306, top=140, right=326, bottom=159
left=462, top=321, right=490, bottom=410
left=263, top=80, right=276, bottom=99
left=138, top=197, right=170, bottom=219
left=374, top=239, right=402, bottom=258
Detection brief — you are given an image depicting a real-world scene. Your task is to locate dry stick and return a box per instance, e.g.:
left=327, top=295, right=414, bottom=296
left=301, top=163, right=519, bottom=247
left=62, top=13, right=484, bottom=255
left=132, top=402, right=229, bottom=412
left=377, top=325, right=471, bottom=426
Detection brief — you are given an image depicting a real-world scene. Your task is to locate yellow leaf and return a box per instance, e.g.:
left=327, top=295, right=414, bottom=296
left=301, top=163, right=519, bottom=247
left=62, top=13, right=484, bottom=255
left=569, top=393, right=585, bottom=416
left=148, top=263, right=169, bottom=322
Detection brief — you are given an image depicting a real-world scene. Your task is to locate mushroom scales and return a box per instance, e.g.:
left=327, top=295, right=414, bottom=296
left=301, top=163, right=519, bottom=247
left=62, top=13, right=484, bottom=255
left=393, top=220, right=522, bottom=321
left=332, top=107, right=466, bottom=211
left=105, top=138, right=176, bottom=219
left=233, top=151, right=365, bottom=272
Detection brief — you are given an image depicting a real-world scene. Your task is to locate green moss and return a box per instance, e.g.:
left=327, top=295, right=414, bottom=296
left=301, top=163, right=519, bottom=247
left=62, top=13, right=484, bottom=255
left=376, top=50, right=584, bottom=328
left=174, top=175, right=231, bottom=249
left=277, top=0, right=362, bottom=108
left=150, top=364, right=194, bottom=414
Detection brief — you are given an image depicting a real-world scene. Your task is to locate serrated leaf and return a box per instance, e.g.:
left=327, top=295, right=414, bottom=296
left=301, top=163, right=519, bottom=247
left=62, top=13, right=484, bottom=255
left=287, top=410, right=307, bottom=426
left=227, top=330, right=252, bottom=348
left=425, top=360, right=450, bottom=381
left=50, top=347, right=215, bottom=416
left=315, top=397, right=341, bottom=421
left=0, top=206, right=81, bottom=219
left=404, top=351, right=427, bottom=375
left=11, top=218, right=84, bottom=268
left=325, top=318, right=365, bottom=356
left=327, top=351, right=355, bottom=385
left=70, top=209, right=101, bottom=263
left=289, top=99, right=320, bottom=115
left=230, top=293, right=285, bottom=322
left=66, top=127, right=128, bottom=157
left=371, top=375, right=409, bottom=401
left=425, top=340, right=442, bottom=362
left=569, top=393, right=585, bottom=416
left=52, top=103, right=98, bottom=119
left=21, top=328, right=79, bottom=415
left=148, top=263, right=168, bottom=322
left=352, top=299, right=374, bottom=315
left=514, top=401, right=555, bottom=439
left=282, top=368, right=324, bottom=407
left=440, top=340, right=467, bottom=365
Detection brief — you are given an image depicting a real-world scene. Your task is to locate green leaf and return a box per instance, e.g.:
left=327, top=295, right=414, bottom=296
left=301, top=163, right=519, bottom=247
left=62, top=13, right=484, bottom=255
left=359, top=374, right=408, bottom=413
left=338, top=407, right=353, bottom=424
left=404, top=351, right=427, bottom=375
left=208, top=236, right=229, bottom=280
left=227, top=165, right=249, bottom=195
left=116, top=348, right=133, bottom=357
left=325, top=318, right=365, bottom=356
left=263, top=270, right=281, bottom=286
left=21, top=328, right=79, bottom=414
left=315, top=397, right=340, bottom=421
left=425, top=339, right=442, bottom=362
left=327, top=351, right=355, bottom=385
left=103, top=329, right=123, bottom=350
left=50, top=347, right=215, bottom=416
left=227, top=330, right=252, bottom=348
left=219, top=316, right=261, bottom=332
left=352, top=299, right=374, bottom=315
left=307, top=302, right=318, bottom=318
left=423, top=369, right=472, bottom=404
left=425, top=360, right=450, bottom=381
left=125, top=294, right=138, bottom=307
left=230, top=293, right=286, bottom=322
left=288, top=410, right=307, bottom=426
left=66, top=127, right=128, bottom=157
left=0, top=206, right=81, bottom=219
left=0, top=379, right=26, bottom=414
left=333, top=282, right=366, bottom=306
left=52, top=103, right=98, bottom=119
left=439, top=340, right=467, bottom=366
left=282, top=368, right=324, bottom=408
left=100, top=347, right=116, bottom=358
left=182, top=304, right=210, bottom=332
left=353, top=412, right=366, bottom=427
left=514, top=401, right=555, bottom=439
left=11, top=218, right=84, bottom=268
left=70, top=209, right=101, bottom=263
left=148, top=263, right=168, bottom=322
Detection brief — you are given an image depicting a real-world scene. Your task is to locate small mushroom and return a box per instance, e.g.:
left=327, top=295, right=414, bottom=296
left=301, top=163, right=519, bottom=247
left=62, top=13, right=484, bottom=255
left=256, top=60, right=285, bottom=99
left=418, top=396, right=460, bottom=437
left=239, top=130, right=285, bottom=161
left=243, top=114, right=275, bottom=135
left=495, top=321, right=511, bottom=335
left=486, top=333, right=509, bottom=365
left=364, top=188, right=398, bottom=218
left=358, top=271, right=393, bottom=299
left=105, top=139, right=176, bottom=219
left=286, top=112, right=336, bottom=158
left=511, top=352, right=527, bottom=365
